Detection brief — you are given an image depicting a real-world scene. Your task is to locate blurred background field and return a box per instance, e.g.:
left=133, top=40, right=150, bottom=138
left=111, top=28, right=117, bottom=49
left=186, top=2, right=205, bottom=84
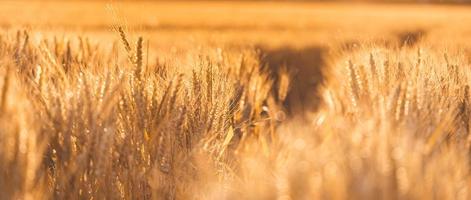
left=2, top=1, right=471, bottom=48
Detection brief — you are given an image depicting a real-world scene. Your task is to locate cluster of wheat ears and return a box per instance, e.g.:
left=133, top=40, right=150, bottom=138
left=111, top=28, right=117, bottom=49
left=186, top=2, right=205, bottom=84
left=0, top=27, right=470, bottom=199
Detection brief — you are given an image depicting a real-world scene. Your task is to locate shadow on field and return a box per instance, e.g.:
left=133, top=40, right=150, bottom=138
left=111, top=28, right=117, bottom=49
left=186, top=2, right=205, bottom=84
left=397, top=29, right=427, bottom=46
left=259, top=46, right=326, bottom=116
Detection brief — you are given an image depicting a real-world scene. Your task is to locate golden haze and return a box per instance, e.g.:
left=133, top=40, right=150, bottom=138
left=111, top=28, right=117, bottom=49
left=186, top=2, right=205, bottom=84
left=0, top=1, right=471, bottom=199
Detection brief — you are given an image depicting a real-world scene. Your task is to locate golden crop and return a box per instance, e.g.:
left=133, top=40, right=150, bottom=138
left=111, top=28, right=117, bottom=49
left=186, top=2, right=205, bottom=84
left=1, top=1, right=470, bottom=199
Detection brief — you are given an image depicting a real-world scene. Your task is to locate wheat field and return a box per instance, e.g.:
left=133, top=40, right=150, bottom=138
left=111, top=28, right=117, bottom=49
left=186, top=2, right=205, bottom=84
left=1, top=1, right=471, bottom=199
